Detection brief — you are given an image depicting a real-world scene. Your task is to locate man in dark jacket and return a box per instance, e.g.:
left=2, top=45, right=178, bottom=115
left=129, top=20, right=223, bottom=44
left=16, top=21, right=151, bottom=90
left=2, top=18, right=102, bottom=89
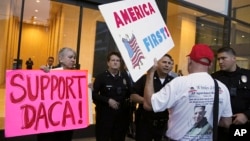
left=211, top=47, right=250, bottom=141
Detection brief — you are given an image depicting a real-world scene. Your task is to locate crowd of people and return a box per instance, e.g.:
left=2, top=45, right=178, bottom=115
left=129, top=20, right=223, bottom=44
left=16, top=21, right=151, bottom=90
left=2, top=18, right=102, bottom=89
left=91, top=44, right=250, bottom=141
left=35, top=43, right=250, bottom=141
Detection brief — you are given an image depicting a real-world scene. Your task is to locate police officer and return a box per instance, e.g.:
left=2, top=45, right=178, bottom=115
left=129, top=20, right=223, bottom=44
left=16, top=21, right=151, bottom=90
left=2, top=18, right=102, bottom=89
left=212, top=47, right=250, bottom=141
left=92, top=51, right=132, bottom=141
left=130, top=54, right=174, bottom=141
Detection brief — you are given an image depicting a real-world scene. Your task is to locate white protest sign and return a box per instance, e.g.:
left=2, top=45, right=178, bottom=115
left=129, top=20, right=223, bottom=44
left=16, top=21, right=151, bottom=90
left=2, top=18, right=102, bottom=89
left=99, top=0, right=174, bottom=82
left=184, top=0, right=228, bottom=15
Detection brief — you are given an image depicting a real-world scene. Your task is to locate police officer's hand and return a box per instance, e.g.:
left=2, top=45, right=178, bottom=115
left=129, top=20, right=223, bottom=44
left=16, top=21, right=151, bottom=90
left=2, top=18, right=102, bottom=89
left=108, top=98, right=120, bottom=110
left=232, top=113, right=248, bottom=125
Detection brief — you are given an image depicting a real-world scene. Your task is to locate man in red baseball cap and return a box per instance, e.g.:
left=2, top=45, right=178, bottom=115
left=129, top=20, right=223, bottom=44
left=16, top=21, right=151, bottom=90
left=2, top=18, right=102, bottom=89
left=187, top=44, right=214, bottom=73
left=188, top=43, right=214, bottom=66
left=143, top=44, right=232, bottom=141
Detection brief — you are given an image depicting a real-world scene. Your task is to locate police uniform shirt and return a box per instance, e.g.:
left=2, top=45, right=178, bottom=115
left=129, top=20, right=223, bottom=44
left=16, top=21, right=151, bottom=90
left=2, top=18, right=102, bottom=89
left=212, top=66, right=250, bottom=119
left=133, top=72, right=174, bottom=119
left=92, top=70, right=131, bottom=107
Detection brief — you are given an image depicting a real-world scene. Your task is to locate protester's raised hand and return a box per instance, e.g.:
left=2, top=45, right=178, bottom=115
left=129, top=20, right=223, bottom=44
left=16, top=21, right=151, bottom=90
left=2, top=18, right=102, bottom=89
left=148, top=58, right=158, bottom=73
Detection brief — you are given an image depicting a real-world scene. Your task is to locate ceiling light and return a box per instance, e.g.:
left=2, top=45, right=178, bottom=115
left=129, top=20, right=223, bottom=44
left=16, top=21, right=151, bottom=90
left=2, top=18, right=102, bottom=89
left=35, top=9, right=38, bottom=12
left=241, top=35, right=245, bottom=38
left=36, top=0, right=40, bottom=3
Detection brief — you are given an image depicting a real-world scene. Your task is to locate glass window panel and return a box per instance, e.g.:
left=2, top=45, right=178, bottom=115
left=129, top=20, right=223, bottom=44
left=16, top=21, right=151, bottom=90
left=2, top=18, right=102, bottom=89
left=196, top=17, right=224, bottom=46
left=167, top=2, right=224, bottom=74
left=20, top=1, right=79, bottom=69
left=230, top=21, right=250, bottom=69
left=92, top=21, right=118, bottom=77
left=0, top=0, right=22, bottom=86
left=232, top=0, right=250, bottom=24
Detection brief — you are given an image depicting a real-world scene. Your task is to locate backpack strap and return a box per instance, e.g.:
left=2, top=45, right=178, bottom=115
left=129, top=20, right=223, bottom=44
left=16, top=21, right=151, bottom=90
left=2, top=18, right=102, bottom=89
left=213, top=79, right=219, bottom=141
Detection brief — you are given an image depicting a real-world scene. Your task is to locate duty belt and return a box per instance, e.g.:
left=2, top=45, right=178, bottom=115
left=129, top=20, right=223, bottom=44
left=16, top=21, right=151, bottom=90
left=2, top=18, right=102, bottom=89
left=152, top=119, right=167, bottom=126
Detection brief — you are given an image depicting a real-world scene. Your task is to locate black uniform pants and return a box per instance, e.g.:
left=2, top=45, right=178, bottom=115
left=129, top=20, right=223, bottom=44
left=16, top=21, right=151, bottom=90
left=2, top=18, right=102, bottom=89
left=37, top=130, right=73, bottom=141
left=95, top=106, right=130, bottom=141
left=127, top=102, right=137, bottom=138
left=135, top=111, right=167, bottom=141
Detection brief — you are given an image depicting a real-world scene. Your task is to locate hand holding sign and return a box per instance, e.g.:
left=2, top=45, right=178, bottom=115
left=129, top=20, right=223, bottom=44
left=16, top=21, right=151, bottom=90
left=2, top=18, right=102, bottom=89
left=99, top=0, right=174, bottom=82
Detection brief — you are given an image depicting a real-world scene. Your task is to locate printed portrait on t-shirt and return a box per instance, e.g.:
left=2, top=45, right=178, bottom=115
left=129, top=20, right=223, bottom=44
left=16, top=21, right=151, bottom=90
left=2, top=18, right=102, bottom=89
left=183, top=105, right=213, bottom=140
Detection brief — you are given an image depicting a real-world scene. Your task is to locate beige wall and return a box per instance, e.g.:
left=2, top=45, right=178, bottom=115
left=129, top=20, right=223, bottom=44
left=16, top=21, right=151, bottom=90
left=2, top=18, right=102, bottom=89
left=48, top=5, right=62, bottom=61
left=46, top=5, right=102, bottom=75
left=0, top=19, right=8, bottom=86
left=167, top=14, right=196, bottom=75
left=80, top=8, right=104, bottom=76
left=18, top=4, right=99, bottom=71
left=0, top=5, right=104, bottom=86
left=20, top=24, right=49, bottom=69
left=167, top=15, right=182, bottom=72
left=59, top=4, right=79, bottom=53
left=0, top=16, right=19, bottom=86
left=0, top=2, right=11, bottom=86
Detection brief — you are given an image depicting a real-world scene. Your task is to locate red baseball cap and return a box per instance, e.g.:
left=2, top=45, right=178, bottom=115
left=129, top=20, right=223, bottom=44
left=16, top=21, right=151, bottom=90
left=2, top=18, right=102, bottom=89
left=188, top=44, right=214, bottom=66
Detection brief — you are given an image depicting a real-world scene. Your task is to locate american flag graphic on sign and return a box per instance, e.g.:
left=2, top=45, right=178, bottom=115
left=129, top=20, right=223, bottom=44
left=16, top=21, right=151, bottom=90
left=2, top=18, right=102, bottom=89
left=122, top=34, right=145, bottom=69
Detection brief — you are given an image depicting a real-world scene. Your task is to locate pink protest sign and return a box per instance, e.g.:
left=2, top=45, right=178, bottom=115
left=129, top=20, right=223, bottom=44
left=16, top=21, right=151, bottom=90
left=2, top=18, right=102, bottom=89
left=5, top=70, right=89, bottom=137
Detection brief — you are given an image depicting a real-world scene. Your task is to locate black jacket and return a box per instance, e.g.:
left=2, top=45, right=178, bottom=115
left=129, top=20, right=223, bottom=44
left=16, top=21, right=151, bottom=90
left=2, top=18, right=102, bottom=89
left=92, top=70, right=132, bottom=108
left=211, top=66, right=250, bottom=120
left=133, top=72, right=174, bottom=120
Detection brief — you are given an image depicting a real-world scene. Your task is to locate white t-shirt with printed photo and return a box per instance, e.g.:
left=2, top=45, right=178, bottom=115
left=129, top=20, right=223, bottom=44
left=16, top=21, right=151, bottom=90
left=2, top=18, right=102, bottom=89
left=151, top=72, right=232, bottom=141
